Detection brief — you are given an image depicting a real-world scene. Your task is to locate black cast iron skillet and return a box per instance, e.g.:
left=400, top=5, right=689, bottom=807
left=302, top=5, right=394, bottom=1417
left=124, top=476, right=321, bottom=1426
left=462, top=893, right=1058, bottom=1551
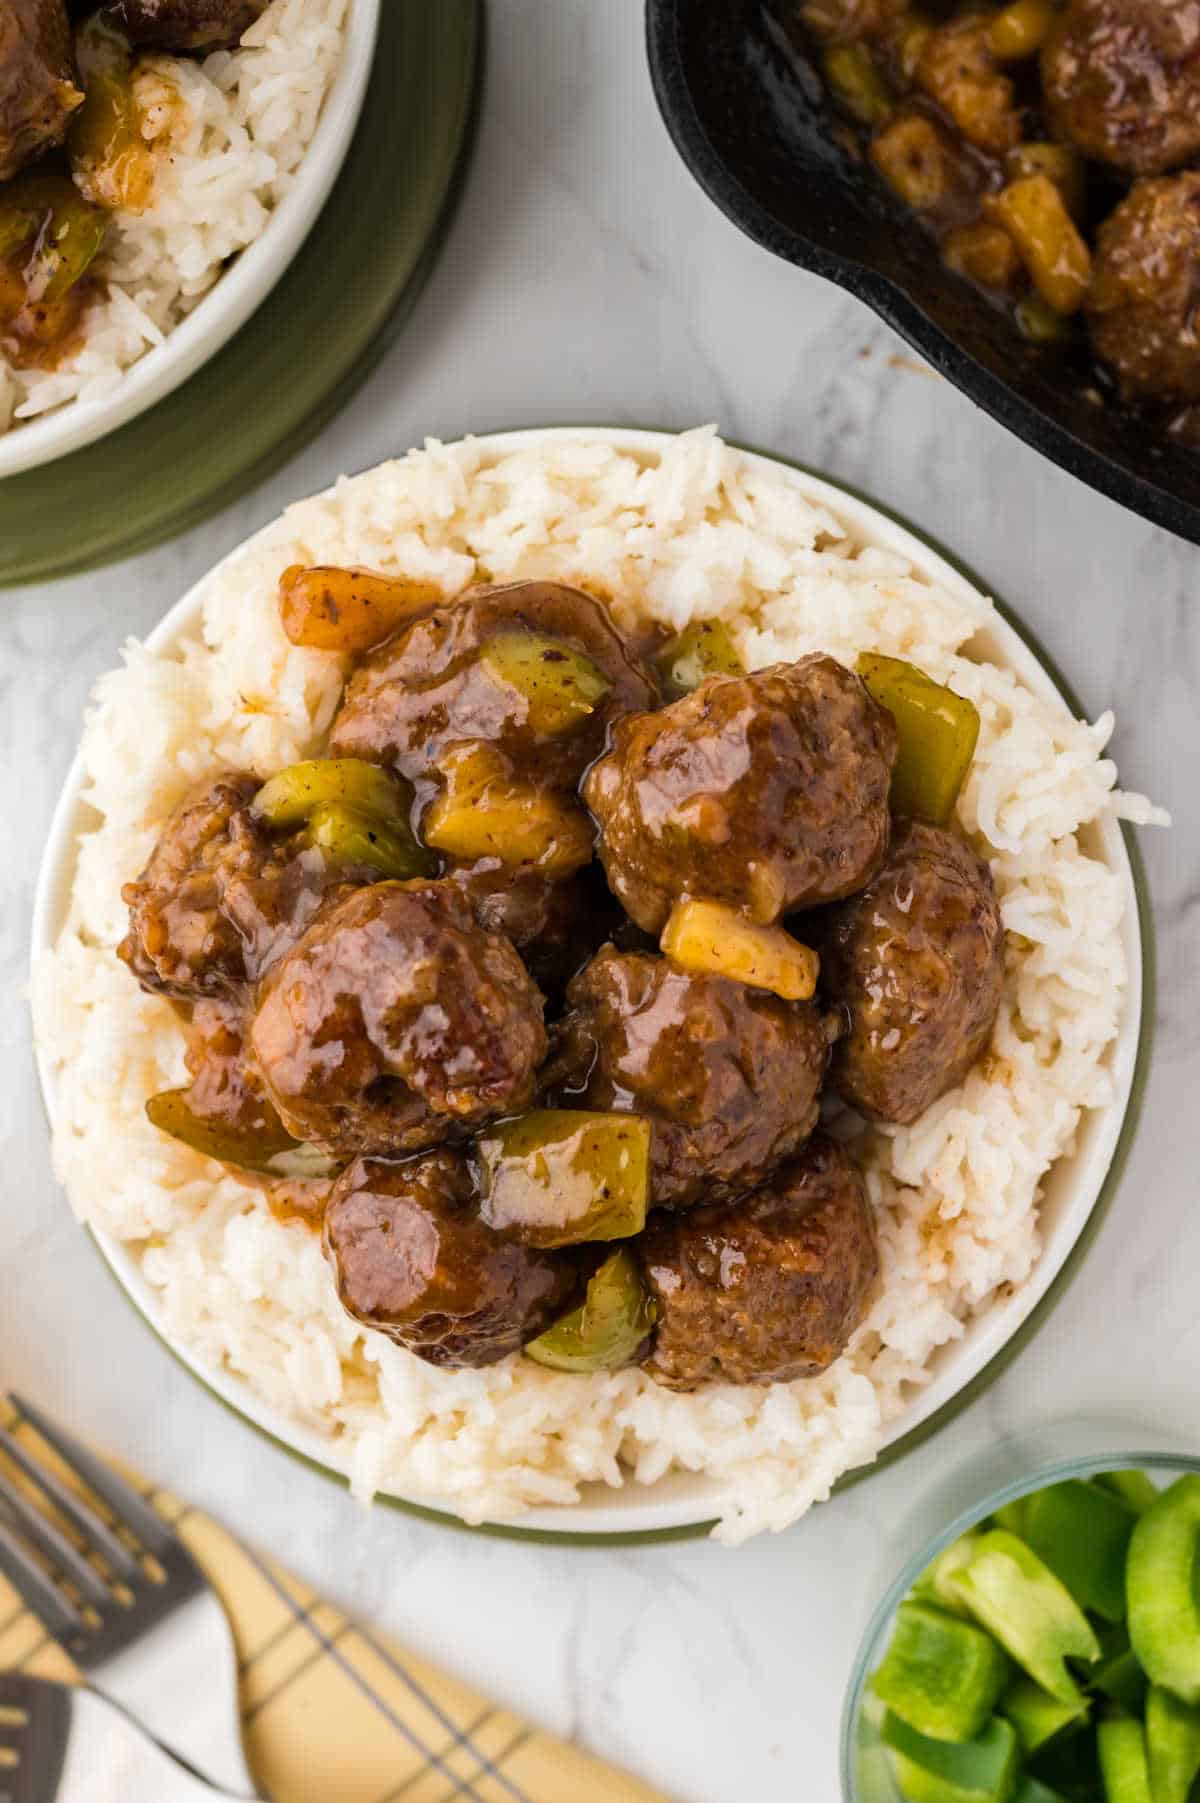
left=646, top=0, right=1200, bottom=546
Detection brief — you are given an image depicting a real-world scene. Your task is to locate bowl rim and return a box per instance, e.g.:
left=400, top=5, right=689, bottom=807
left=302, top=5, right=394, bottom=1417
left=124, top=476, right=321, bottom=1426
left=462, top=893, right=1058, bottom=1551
left=29, top=425, right=1155, bottom=1544
left=643, top=0, right=1200, bottom=549
left=0, top=0, right=381, bottom=481
left=839, top=1443, right=1200, bottom=1800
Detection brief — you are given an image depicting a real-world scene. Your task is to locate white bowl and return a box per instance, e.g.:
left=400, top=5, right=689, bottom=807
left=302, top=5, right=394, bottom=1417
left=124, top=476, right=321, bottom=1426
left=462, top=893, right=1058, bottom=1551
left=0, top=0, right=380, bottom=480
left=31, top=428, right=1149, bottom=1540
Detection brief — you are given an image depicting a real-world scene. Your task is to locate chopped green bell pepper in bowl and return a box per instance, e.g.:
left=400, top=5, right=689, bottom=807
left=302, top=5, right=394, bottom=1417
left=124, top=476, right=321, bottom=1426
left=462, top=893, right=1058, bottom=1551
left=843, top=1446, right=1200, bottom=1803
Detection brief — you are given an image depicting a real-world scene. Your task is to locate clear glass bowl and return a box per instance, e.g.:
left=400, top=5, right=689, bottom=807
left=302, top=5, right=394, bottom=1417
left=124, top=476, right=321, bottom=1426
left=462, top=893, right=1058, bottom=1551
left=840, top=1424, right=1200, bottom=1802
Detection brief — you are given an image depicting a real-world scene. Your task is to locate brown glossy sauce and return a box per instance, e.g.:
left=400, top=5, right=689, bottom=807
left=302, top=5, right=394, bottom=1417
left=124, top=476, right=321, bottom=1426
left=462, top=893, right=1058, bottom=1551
left=0, top=258, right=93, bottom=369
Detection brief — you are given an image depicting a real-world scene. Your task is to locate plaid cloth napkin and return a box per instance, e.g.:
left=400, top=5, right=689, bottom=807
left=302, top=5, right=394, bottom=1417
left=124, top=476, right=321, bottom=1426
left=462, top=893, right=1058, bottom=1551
left=0, top=1406, right=666, bottom=1802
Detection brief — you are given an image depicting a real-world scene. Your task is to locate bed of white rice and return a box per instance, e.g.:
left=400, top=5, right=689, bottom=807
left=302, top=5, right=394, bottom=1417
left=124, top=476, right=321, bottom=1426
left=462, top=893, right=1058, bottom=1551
left=31, top=428, right=1166, bottom=1542
left=0, top=0, right=346, bottom=434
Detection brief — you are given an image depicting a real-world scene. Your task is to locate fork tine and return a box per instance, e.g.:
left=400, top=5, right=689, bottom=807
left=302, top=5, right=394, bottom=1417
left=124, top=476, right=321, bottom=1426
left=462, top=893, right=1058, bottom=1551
left=8, top=1400, right=175, bottom=1560
left=0, top=1489, right=111, bottom=1609
left=0, top=1520, right=85, bottom=1645
left=0, top=1428, right=139, bottom=1583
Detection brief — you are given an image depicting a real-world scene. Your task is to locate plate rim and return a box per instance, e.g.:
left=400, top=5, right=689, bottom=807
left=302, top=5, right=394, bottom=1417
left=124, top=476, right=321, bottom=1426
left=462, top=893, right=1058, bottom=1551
left=29, top=425, right=1156, bottom=1544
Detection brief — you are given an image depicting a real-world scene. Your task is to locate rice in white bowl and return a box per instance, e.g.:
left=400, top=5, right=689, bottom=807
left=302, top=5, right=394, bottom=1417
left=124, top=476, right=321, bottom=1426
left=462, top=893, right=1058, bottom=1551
left=31, top=428, right=1167, bottom=1543
left=0, top=0, right=347, bottom=433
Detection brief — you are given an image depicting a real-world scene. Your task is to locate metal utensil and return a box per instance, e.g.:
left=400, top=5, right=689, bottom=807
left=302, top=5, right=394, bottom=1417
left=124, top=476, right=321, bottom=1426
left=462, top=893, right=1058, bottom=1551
left=0, top=1398, right=256, bottom=1797
left=0, top=1673, right=245, bottom=1803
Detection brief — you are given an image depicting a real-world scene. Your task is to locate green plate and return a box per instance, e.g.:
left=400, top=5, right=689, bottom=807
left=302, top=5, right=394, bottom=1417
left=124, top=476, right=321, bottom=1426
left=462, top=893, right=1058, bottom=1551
left=0, top=0, right=482, bottom=588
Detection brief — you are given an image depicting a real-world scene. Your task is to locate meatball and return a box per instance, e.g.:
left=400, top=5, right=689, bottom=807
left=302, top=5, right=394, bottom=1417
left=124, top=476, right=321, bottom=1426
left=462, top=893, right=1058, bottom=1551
left=119, top=774, right=264, bottom=1000
left=1086, top=174, right=1200, bottom=403
left=324, top=1152, right=578, bottom=1368
left=583, top=657, right=897, bottom=933
left=819, top=819, right=1005, bottom=1125
left=249, top=882, right=547, bottom=1157
left=103, top=0, right=268, bottom=51
left=118, top=773, right=359, bottom=1000
left=0, top=0, right=79, bottom=183
left=1040, top=0, right=1200, bottom=176
left=558, top=948, right=834, bottom=1208
left=329, top=580, right=659, bottom=791
left=637, top=1135, right=878, bottom=1390
left=182, top=999, right=284, bottom=1146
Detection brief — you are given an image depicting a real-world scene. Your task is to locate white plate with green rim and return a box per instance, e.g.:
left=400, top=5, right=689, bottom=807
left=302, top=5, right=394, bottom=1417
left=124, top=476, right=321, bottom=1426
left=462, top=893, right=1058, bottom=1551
left=30, top=427, right=1153, bottom=1543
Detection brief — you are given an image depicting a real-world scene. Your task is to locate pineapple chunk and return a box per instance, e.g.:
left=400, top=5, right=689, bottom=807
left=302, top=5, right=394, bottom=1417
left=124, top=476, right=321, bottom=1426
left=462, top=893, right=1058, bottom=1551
left=660, top=899, right=819, bottom=1002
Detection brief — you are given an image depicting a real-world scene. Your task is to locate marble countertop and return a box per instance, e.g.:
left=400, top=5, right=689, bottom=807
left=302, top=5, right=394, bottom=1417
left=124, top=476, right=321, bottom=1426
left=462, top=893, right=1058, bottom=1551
left=2, top=4, right=1196, bottom=1798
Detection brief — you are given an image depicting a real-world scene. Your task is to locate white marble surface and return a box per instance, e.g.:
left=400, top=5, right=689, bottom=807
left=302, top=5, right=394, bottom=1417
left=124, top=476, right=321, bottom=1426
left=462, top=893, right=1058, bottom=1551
left=1, top=3, right=1197, bottom=1799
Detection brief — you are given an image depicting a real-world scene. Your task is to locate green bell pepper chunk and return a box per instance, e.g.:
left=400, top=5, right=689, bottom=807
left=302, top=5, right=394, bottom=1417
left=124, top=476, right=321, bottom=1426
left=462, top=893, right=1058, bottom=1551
left=1098, top=1717, right=1153, bottom=1803
left=477, top=1110, right=651, bottom=1248
left=145, top=1087, right=337, bottom=1179
left=882, top=1711, right=1020, bottom=1803
left=1092, top=1626, right=1148, bottom=1718
left=1022, top=1480, right=1137, bottom=1624
left=0, top=172, right=106, bottom=302
left=252, top=758, right=410, bottom=829
left=524, top=1249, right=656, bottom=1373
left=914, top=1534, right=983, bottom=1618
left=479, top=631, right=611, bottom=734
left=655, top=620, right=744, bottom=699
left=993, top=1501, right=1028, bottom=1537
left=1127, top=1477, right=1200, bottom=1706
left=1146, top=1687, right=1200, bottom=1803
left=949, top=1531, right=1101, bottom=1706
left=872, top=1602, right=1012, bottom=1742
left=1001, top=1676, right=1089, bottom=1755
left=1013, top=1781, right=1070, bottom=1803
left=858, top=652, right=981, bottom=827
left=305, top=801, right=432, bottom=880
left=1097, top=1472, right=1160, bottom=1516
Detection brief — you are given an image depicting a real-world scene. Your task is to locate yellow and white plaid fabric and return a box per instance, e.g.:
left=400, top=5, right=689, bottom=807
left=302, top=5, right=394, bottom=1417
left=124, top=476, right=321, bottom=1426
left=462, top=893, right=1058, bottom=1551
left=0, top=1405, right=666, bottom=1802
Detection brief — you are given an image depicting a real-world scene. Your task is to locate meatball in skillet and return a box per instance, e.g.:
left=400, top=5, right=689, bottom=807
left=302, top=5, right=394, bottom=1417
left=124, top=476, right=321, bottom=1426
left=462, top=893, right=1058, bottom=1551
left=819, top=819, right=1005, bottom=1126
left=249, top=881, right=547, bottom=1157
left=103, top=0, right=268, bottom=51
left=0, top=0, right=80, bottom=183
left=583, top=657, right=897, bottom=933
left=325, top=1152, right=578, bottom=1368
left=557, top=948, right=835, bottom=1208
left=637, top=1134, right=878, bottom=1390
left=1086, top=173, right=1200, bottom=404
left=329, top=580, right=659, bottom=791
left=1040, top=0, right=1200, bottom=177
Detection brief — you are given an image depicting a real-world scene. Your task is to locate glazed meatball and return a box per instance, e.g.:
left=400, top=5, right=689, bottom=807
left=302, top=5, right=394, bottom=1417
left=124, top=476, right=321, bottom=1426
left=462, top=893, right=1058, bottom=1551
left=103, top=0, right=268, bottom=51
left=0, top=0, right=79, bottom=183
left=119, top=773, right=360, bottom=1000
left=1086, top=174, right=1200, bottom=403
left=819, top=819, right=1005, bottom=1125
left=329, top=580, right=659, bottom=791
left=324, top=1152, right=578, bottom=1368
left=182, top=999, right=285, bottom=1146
left=119, top=774, right=264, bottom=1001
left=583, top=657, right=897, bottom=933
left=1040, top=0, right=1200, bottom=176
left=249, top=882, right=547, bottom=1157
left=558, top=948, right=834, bottom=1208
left=637, top=1135, right=878, bottom=1390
